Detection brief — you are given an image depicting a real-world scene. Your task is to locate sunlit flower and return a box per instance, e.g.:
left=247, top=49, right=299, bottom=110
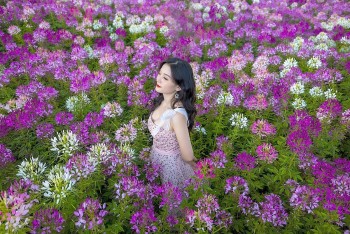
left=17, top=157, right=47, bottom=182
left=51, top=130, right=80, bottom=159
left=290, top=82, right=305, bottom=95
left=309, top=87, right=323, bottom=97
left=292, top=98, right=307, bottom=110
left=307, top=56, right=322, bottom=69
left=230, top=113, right=248, bottom=129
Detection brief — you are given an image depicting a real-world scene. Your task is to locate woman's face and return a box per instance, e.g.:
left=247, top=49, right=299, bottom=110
left=155, top=63, right=180, bottom=95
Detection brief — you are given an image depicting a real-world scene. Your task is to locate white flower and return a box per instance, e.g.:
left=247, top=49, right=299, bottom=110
left=41, top=165, right=75, bottom=204
left=292, top=98, right=307, bottom=109
left=337, top=17, right=350, bottom=29
left=93, top=19, right=103, bottom=30
left=324, top=88, right=337, bottom=99
left=83, top=45, right=95, bottom=58
left=217, top=91, right=233, bottom=105
left=120, top=143, right=135, bottom=159
left=112, top=16, right=124, bottom=29
left=17, top=157, right=47, bottom=182
left=109, top=33, right=118, bottom=41
left=194, top=125, right=207, bottom=135
left=290, top=82, right=305, bottom=95
left=159, top=25, right=169, bottom=35
left=230, top=113, right=248, bottom=129
left=191, top=3, right=203, bottom=11
left=87, top=143, right=111, bottom=165
left=51, top=130, right=80, bottom=159
left=283, top=58, right=298, bottom=70
left=65, top=93, right=90, bottom=112
left=290, top=36, right=304, bottom=52
left=307, top=56, right=322, bottom=69
left=309, top=87, right=323, bottom=97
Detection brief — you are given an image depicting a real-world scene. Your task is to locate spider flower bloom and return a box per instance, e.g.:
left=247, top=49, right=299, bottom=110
left=55, top=112, right=74, bottom=125
left=225, top=176, right=249, bottom=196
left=31, top=208, right=65, bottom=233
left=194, top=158, right=215, bottom=179
left=251, top=119, right=276, bottom=137
left=0, top=143, right=15, bottom=168
left=286, top=129, right=312, bottom=154
left=66, top=153, right=96, bottom=183
left=244, top=94, right=269, bottom=110
left=238, top=194, right=260, bottom=216
left=101, top=101, right=123, bottom=118
left=210, top=149, right=227, bottom=168
left=74, top=198, right=108, bottom=230
left=256, top=143, right=278, bottom=163
left=154, top=182, right=183, bottom=210
left=17, top=157, right=47, bottom=183
left=230, top=113, right=248, bottom=129
left=341, top=109, right=350, bottom=129
left=259, top=194, right=288, bottom=227
left=130, top=207, right=157, bottom=234
left=316, top=99, right=342, bottom=123
left=234, top=152, right=256, bottom=171
left=290, top=185, right=320, bottom=213
left=36, top=123, right=55, bottom=139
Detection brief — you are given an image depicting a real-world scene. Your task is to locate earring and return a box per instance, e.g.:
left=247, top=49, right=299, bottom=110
left=175, top=92, right=179, bottom=99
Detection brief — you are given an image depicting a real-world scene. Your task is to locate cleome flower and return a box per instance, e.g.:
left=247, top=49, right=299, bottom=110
left=17, top=157, right=47, bottom=183
left=230, top=113, right=248, bottom=129
left=41, top=165, right=75, bottom=205
left=51, top=130, right=80, bottom=160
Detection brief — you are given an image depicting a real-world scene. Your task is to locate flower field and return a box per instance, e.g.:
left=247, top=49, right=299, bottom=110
left=1, top=0, right=350, bottom=233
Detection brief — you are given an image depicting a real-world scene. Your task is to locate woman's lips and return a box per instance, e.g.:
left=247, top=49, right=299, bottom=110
left=156, top=84, right=161, bottom=88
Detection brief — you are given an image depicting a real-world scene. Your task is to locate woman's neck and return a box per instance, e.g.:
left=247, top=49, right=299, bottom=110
left=161, top=94, right=174, bottom=109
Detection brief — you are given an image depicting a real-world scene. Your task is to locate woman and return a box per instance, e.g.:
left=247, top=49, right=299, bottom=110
left=148, top=57, right=197, bottom=189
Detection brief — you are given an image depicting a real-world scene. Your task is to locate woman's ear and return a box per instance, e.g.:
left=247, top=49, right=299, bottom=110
left=176, top=86, right=181, bottom=91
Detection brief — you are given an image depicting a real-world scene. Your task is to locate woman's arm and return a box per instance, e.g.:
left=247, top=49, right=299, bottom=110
left=171, top=113, right=197, bottom=169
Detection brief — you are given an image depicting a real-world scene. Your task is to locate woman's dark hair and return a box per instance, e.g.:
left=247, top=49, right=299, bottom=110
left=152, top=57, right=197, bottom=131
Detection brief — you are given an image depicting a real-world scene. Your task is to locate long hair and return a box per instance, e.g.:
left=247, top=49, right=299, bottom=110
left=152, top=58, right=197, bottom=131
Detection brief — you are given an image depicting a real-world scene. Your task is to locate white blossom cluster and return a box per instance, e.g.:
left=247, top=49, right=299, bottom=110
left=17, top=157, right=47, bottom=182
left=217, top=91, right=234, bottom=105
left=307, top=56, right=322, bottom=69
left=51, top=130, right=80, bottom=159
left=120, top=143, right=136, bottom=160
left=309, top=32, right=336, bottom=51
left=112, top=12, right=125, bottom=29
left=290, top=82, right=305, bottom=95
left=309, top=87, right=324, bottom=98
left=93, top=19, right=103, bottom=30
left=230, top=113, right=248, bottom=129
left=83, top=45, right=95, bottom=58
left=159, top=25, right=169, bottom=35
left=42, top=165, right=75, bottom=204
left=292, top=97, right=307, bottom=109
left=65, top=93, right=91, bottom=112
left=280, top=58, right=298, bottom=77
left=194, top=125, right=207, bottom=135
left=87, top=143, right=112, bottom=166
left=191, top=3, right=204, bottom=11
left=129, top=20, right=156, bottom=34
left=324, top=88, right=337, bottom=99
left=337, top=17, right=350, bottom=29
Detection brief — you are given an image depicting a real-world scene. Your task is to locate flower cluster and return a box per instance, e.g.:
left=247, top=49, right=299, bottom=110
left=17, top=157, right=47, bottom=183
left=65, top=153, right=96, bottom=183
left=0, top=143, right=16, bottom=168
left=225, top=176, right=249, bottom=196
left=234, top=152, right=256, bottom=171
left=101, top=101, right=123, bottom=118
left=259, top=194, right=288, bottom=227
left=74, top=198, right=108, bottom=230
left=230, top=113, right=248, bottom=129
left=115, top=119, right=138, bottom=143
left=256, top=143, right=278, bottom=163
left=130, top=207, right=157, bottom=234
left=31, top=208, right=65, bottom=233
left=51, top=130, right=80, bottom=159
left=41, top=165, right=75, bottom=204
left=65, top=93, right=90, bottom=112
left=251, top=119, right=276, bottom=137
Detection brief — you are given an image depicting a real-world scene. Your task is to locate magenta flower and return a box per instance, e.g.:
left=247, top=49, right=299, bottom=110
left=225, top=176, right=249, bottom=196
left=194, top=158, right=216, bottom=179
left=256, top=143, right=278, bottom=163
left=74, top=198, right=108, bottom=230
left=55, top=112, right=74, bottom=125
left=154, top=182, right=183, bottom=210
left=238, top=194, right=260, bottom=216
left=0, top=143, right=15, bottom=168
left=65, top=153, right=96, bottom=182
left=31, top=208, right=65, bottom=233
left=130, top=207, right=157, bottom=234
left=244, top=94, right=269, bottom=110
left=251, top=119, right=276, bottom=137
left=316, top=99, right=342, bottom=123
left=286, top=129, right=312, bottom=154
left=290, top=185, right=320, bottom=213
left=210, top=149, right=227, bottom=168
left=36, top=123, right=55, bottom=139
left=234, top=152, right=256, bottom=171
left=259, top=194, right=288, bottom=227
left=341, top=109, right=350, bottom=129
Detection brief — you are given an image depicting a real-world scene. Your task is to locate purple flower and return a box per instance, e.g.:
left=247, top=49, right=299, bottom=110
left=36, top=123, right=55, bottom=139
left=0, top=143, right=15, bottom=168
left=234, top=152, right=256, bottom=171
left=244, top=94, right=269, bottom=110
left=238, top=194, right=260, bottom=216
left=74, top=198, right=108, bottom=230
left=65, top=153, right=96, bottom=182
left=251, top=119, right=276, bottom=137
left=331, top=174, right=350, bottom=197
left=259, top=194, right=288, bottom=227
left=194, top=158, right=215, bottom=179
left=84, top=112, right=104, bottom=128
left=210, top=149, right=227, bottom=168
left=289, top=110, right=322, bottom=137
left=154, top=182, right=183, bottom=210
left=312, top=161, right=336, bottom=186
left=316, top=99, right=342, bottom=123
left=115, top=176, right=146, bottom=200
left=290, top=185, right=320, bottom=213
left=31, top=208, right=65, bottom=233
left=55, top=112, right=74, bottom=125
left=341, top=109, right=350, bottom=129
left=225, top=176, right=249, bottom=196
left=130, top=207, right=157, bottom=234
left=256, top=143, right=278, bottom=163
left=143, top=162, right=161, bottom=183
left=286, top=129, right=312, bottom=154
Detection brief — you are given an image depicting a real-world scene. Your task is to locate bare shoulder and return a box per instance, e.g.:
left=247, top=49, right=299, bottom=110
left=170, top=111, right=188, bottom=131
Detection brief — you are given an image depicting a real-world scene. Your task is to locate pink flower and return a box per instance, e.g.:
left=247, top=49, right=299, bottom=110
left=256, top=143, right=278, bottom=163
left=251, top=119, right=276, bottom=137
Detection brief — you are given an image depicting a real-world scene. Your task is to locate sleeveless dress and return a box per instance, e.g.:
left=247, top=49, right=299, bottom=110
left=148, top=107, right=195, bottom=189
